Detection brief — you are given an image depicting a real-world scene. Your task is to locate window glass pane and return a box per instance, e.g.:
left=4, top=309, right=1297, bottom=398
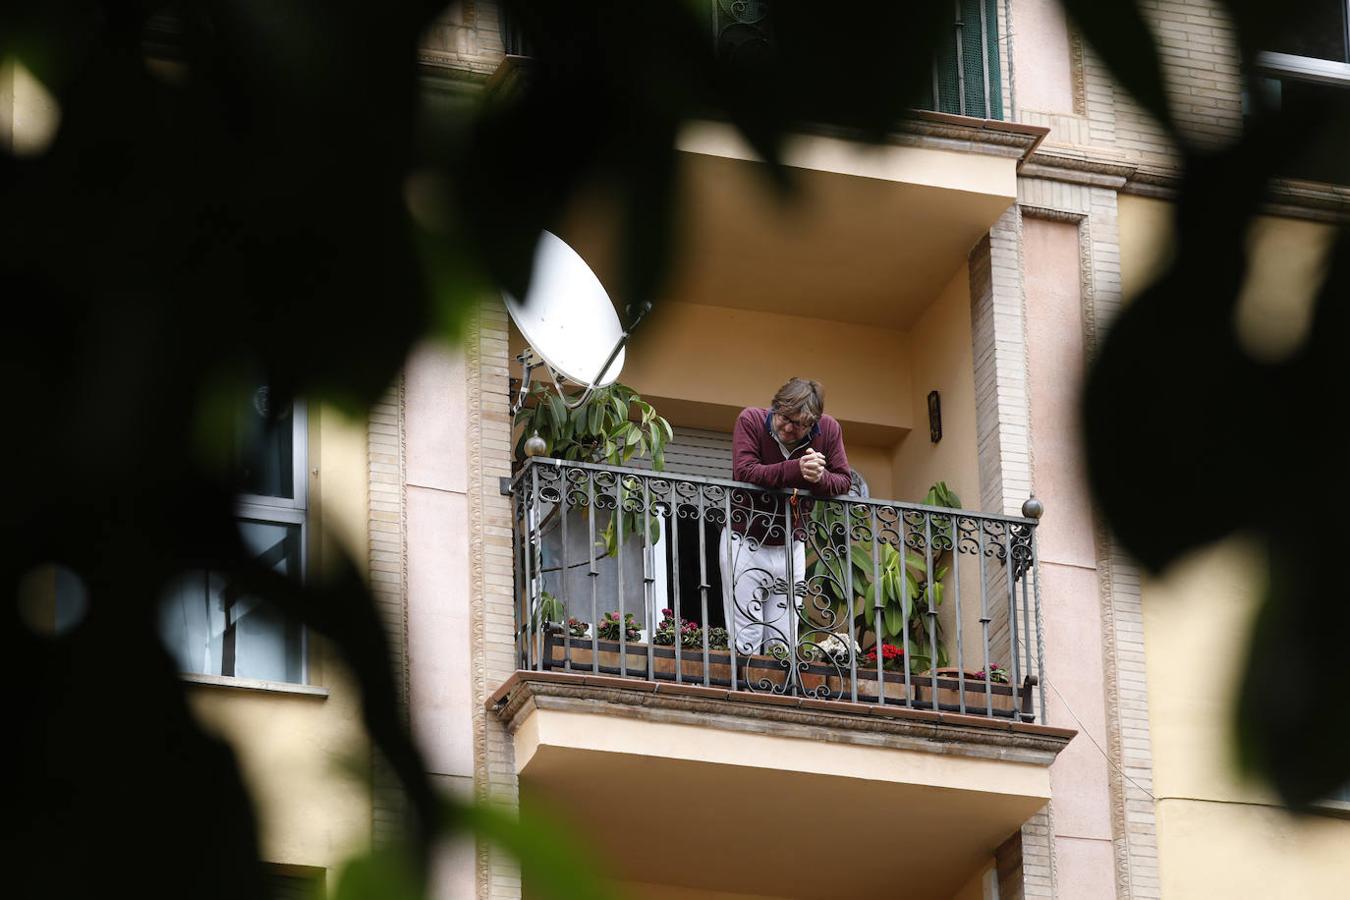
left=237, top=385, right=295, bottom=500
left=234, top=520, right=304, bottom=682
left=1269, top=1, right=1348, bottom=62
left=160, top=571, right=227, bottom=676
left=158, top=520, right=304, bottom=683
left=1270, top=78, right=1350, bottom=184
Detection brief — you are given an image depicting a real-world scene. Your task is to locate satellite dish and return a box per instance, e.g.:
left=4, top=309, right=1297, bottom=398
left=505, top=231, right=652, bottom=425
left=504, top=231, right=626, bottom=389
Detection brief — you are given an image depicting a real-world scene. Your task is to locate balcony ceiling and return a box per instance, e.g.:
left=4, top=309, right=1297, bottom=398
left=521, top=744, right=1042, bottom=900
left=560, top=120, right=1025, bottom=331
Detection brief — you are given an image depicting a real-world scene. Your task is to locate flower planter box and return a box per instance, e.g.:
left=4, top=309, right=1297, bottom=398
left=541, top=636, right=1030, bottom=711
left=837, top=666, right=914, bottom=703
left=544, top=636, right=842, bottom=693
left=544, top=636, right=738, bottom=684
left=913, top=667, right=1017, bottom=714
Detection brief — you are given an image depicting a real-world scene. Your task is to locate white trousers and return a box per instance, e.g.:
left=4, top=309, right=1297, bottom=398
left=719, top=529, right=806, bottom=656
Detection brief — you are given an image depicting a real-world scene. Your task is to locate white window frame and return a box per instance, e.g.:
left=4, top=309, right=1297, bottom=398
left=1257, top=3, right=1350, bottom=86
left=236, top=397, right=309, bottom=513
left=1257, top=50, right=1350, bottom=87
left=157, top=398, right=311, bottom=685
left=230, top=399, right=310, bottom=684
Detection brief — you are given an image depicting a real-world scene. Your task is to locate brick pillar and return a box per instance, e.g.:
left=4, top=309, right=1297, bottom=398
left=369, top=382, right=410, bottom=846
left=969, top=205, right=1057, bottom=898
left=466, top=300, right=522, bottom=899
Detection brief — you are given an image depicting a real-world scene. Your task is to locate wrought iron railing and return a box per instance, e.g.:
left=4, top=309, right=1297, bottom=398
left=510, top=457, right=1045, bottom=722
left=498, top=3, right=1004, bottom=120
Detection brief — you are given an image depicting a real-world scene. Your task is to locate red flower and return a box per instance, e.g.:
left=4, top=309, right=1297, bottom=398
left=864, top=643, right=906, bottom=666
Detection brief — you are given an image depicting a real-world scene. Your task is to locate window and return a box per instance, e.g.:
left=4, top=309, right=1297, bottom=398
left=157, top=387, right=309, bottom=684
left=1254, top=3, right=1350, bottom=184
left=1269, top=0, right=1349, bottom=63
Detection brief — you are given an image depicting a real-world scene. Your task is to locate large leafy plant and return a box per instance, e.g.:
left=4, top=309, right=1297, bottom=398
left=514, top=381, right=672, bottom=469
left=514, top=380, right=672, bottom=557
left=810, top=482, right=962, bottom=672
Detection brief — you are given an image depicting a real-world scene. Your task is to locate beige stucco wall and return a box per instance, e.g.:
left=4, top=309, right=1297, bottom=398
left=621, top=300, right=914, bottom=443
left=1142, top=538, right=1350, bottom=898
left=891, top=262, right=980, bottom=507
left=949, top=861, right=995, bottom=900
left=846, top=443, right=894, bottom=499
left=186, top=403, right=373, bottom=876
left=1022, top=216, right=1116, bottom=898
left=889, top=263, right=983, bottom=667
left=186, top=668, right=371, bottom=873
left=402, top=339, right=479, bottom=900
left=1120, top=196, right=1350, bottom=896
left=1010, top=0, right=1076, bottom=115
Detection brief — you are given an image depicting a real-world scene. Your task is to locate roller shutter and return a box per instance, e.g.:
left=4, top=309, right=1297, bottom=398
left=628, top=427, right=733, bottom=480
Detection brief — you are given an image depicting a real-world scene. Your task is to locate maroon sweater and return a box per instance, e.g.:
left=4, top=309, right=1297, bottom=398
left=730, top=407, right=852, bottom=544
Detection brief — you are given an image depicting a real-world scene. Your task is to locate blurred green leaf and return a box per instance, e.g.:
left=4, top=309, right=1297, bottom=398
left=334, top=846, right=424, bottom=900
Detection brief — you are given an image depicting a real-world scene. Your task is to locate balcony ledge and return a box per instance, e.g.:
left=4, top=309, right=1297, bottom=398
left=489, top=669, right=1074, bottom=767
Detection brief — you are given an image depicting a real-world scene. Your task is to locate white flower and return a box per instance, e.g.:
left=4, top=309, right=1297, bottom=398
left=818, top=633, right=860, bottom=660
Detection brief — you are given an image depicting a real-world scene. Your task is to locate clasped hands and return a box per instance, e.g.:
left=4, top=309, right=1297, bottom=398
left=800, top=448, right=827, bottom=484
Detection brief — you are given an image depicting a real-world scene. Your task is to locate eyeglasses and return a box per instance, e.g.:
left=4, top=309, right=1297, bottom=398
left=776, top=411, right=816, bottom=430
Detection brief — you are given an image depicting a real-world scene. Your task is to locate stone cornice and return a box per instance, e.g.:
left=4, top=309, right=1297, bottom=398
left=1024, top=146, right=1350, bottom=223
left=489, top=671, right=1075, bottom=768
left=888, top=112, right=1049, bottom=166
left=1019, top=148, right=1136, bottom=189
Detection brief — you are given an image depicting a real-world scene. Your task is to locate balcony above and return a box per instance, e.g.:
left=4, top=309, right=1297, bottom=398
left=652, top=116, right=1044, bottom=331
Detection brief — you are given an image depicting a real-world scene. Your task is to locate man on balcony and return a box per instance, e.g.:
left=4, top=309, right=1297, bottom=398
left=723, top=377, right=852, bottom=659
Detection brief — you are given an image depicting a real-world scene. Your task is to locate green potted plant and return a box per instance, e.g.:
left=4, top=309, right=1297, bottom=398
left=809, top=481, right=960, bottom=670
left=518, top=381, right=672, bottom=663
left=596, top=611, right=642, bottom=642
left=650, top=609, right=734, bottom=682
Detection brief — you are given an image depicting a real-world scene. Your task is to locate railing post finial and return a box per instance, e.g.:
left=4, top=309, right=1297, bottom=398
left=1022, top=495, right=1044, bottom=520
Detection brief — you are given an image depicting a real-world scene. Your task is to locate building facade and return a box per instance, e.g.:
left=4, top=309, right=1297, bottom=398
left=11, top=1, right=1349, bottom=897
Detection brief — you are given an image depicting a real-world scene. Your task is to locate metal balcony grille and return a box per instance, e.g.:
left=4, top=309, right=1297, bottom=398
left=510, top=458, right=1045, bottom=721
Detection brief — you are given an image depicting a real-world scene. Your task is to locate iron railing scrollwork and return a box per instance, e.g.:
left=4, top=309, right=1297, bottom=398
left=510, top=457, right=1045, bottom=722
